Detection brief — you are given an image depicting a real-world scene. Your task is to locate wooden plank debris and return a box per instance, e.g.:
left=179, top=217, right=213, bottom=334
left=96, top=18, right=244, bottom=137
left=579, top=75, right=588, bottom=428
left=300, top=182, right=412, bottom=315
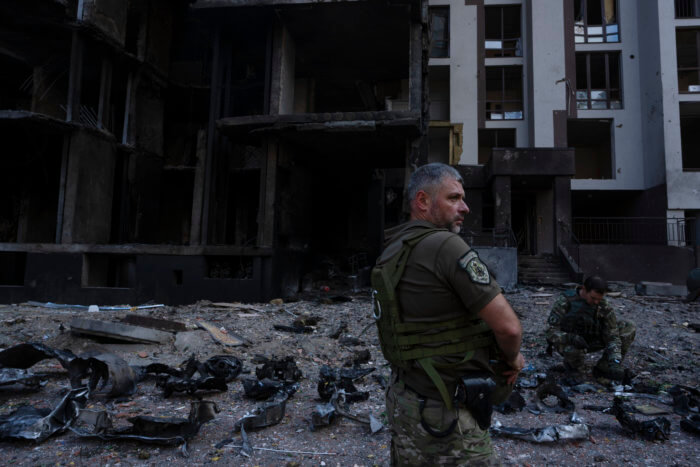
left=70, top=318, right=173, bottom=344
left=197, top=320, right=247, bottom=346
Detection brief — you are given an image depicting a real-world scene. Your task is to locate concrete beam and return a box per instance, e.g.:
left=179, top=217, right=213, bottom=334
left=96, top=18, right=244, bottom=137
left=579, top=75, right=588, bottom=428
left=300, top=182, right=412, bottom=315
left=70, top=318, right=173, bottom=344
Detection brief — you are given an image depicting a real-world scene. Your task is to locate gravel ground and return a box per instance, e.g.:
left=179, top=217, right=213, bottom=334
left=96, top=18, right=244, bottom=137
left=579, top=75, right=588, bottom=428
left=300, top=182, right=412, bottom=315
left=0, top=282, right=698, bottom=466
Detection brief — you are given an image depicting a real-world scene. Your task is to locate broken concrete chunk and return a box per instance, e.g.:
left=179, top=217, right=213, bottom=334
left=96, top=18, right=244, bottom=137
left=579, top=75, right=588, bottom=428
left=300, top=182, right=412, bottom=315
left=121, top=314, right=187, bottom=332
left=70, top=318, right=173, bottom=344
left=635, top=282, right=688, bottom=297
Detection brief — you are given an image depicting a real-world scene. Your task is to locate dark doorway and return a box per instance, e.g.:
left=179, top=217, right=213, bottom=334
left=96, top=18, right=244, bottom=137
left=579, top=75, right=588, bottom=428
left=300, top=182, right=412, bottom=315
left=512, top=193, right=536, bottom=254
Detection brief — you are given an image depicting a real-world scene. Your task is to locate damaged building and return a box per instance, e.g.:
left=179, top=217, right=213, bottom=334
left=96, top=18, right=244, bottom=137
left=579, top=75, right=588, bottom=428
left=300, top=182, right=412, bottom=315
left=0, top=0, right=431, bottom=304
left=0, top=0, right=698, bottom=305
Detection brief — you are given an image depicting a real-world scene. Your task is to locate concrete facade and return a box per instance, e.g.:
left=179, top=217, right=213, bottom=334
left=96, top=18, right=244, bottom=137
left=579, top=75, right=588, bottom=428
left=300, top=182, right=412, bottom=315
left=428, top=0, right=699, bottom=284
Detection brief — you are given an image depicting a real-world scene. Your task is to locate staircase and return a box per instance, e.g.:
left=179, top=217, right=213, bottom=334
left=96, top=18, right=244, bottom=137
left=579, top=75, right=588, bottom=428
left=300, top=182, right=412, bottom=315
left=518, top=254, right=573, bottom=285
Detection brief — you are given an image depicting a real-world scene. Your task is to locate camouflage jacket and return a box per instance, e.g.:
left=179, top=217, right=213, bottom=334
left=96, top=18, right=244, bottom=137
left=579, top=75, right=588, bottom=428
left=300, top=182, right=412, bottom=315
left=545, top=287, right=622, bottom=361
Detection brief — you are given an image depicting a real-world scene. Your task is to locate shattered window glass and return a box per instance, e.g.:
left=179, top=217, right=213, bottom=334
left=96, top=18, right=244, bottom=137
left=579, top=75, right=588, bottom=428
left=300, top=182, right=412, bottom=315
left=575, top=52, right=622, bottom=110
left=573, top=0, right=619, bottom=43
left=485, top=6, right=522, bottom=57
left=430, top=7, right=449, bottom=58
left=486, top=66, right=523, bottom=120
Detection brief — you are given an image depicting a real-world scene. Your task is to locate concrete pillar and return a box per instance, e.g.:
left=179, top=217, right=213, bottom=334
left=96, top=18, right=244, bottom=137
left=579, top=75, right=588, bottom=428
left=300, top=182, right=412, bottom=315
left=553, top=176, right=572, bottom=253
left=492, top=176, right=511, bottom=233
left=269, top=23, right=295, bottom=115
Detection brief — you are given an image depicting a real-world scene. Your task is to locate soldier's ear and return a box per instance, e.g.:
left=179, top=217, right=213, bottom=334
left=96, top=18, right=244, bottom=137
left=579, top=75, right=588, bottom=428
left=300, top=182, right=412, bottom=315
left=415, top=190, right=431, bottom=211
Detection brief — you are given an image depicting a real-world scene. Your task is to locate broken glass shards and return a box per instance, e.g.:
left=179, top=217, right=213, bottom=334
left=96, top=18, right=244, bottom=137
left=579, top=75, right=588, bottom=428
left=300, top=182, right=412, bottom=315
left=611, top=397, right=671, bottom=441
left=490, top=418, right=591, bottom=443
left=0, top=387, right=88, bottom=442
left=70, top=400, right=218, bottom=449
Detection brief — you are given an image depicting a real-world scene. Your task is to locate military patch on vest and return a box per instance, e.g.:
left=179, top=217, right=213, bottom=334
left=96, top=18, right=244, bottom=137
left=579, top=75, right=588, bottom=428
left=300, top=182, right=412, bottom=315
left=458, top=250, right=490, bottom=284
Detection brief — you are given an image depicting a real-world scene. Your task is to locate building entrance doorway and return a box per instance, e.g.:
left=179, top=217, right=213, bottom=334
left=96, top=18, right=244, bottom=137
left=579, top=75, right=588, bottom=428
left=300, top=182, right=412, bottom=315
left=512, top=193, right=537, bottom=254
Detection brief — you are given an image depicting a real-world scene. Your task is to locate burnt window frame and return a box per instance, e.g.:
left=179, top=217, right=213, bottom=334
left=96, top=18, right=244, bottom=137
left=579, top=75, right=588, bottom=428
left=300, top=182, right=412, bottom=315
left=430, top=6, right=450, bottom=58
left=485, top=5, right=522, bottom=58
left=676, top=28, right=700, bottom=93
left=574, top=0, right=620, bottom=44
left=576, top=52, right=622, bottom=110
left=675, top=0, right=700, bottom=18
left=485, top=66, right=523, bottom=121
left=680, top=102, right=700, bottom=171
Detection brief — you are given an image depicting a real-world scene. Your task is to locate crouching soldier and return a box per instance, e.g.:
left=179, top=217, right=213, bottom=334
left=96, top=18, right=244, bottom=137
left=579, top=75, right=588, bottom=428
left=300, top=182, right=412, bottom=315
left=546, top=275, right=635, bottom=380
left=372, top=163, right=524, bottom=466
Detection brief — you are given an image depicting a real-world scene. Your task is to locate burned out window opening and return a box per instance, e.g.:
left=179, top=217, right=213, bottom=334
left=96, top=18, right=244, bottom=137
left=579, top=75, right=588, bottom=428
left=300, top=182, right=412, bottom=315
left=680, top=102, right=700, bottom=171
left=486, top=66, right=523, bottom=120
left=676, top=0, right=700, bottom=18
left=567, top=119, right=614, bottom=179
left=485, top=5, right=522, bottom=58
left=574, top=0, right=619, bottom=43
left=430, top=6, right=449, bottom=58
left=677, top=28, right=700, bottom=93
left=576, top=52, right=622, bottom=110
left=478, top=128, right=516, bottom=165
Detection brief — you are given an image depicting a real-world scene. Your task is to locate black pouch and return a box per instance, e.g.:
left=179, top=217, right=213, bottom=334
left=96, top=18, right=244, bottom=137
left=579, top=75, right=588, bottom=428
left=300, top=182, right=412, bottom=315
left=455, top=372, right=496, bottom=430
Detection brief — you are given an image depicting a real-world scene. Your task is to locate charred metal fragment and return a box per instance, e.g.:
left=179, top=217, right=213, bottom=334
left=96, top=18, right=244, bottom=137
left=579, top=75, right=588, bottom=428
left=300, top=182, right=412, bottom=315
left=0, top=387, right=88, bottom=442
left=494, top=389, right=526, bottom=414
left=242, top=377, right=298, bottom=400
left=680, top=414, right=700, bottom=435
left=317, top=365, right=373, bottom=403
left=0, top=342, right=75, bottom=369
left=490, top=419, right=591, bottom=443
left=0, top=368, right=43, bottom=388
left=233, top=392, right=289, bottom=432
left=310, top=400, right=336, bottom=430
left=611, top=397, right=671, bottom=441
left=157, top=375, right=228, bottom=398
left=70, top=400, right=218, bottom=452
left=204, top=355, right=243, bottom=381
left=255, top=356, right=302, bottom=382
left=533, top=379, right=575, bottom=413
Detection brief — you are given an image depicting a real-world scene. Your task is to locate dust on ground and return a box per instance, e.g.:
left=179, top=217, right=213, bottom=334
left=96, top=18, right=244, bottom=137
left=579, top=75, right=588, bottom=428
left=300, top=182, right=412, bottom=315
left=0, top=282, right=698, bottom=466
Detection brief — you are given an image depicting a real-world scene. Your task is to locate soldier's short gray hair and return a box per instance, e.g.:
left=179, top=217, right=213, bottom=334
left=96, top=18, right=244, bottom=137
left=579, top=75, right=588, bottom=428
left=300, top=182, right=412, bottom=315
left=406, top=163, right=463, bottom=202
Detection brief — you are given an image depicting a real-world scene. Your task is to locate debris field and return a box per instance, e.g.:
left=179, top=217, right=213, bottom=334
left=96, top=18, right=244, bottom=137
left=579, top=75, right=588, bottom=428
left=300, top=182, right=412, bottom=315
left=0, top=282, right=698, bottom=466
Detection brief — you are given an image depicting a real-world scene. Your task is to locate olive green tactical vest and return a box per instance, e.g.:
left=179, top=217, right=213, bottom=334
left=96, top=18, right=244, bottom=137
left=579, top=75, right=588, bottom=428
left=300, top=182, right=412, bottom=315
left=371, top=228, right=494, bottom=409
left=559, top=289, right=601, bottom=342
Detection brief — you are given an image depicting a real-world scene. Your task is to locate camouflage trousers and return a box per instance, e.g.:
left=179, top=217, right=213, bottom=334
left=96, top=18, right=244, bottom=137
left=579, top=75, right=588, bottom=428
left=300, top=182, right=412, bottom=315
left=554, top=319, right=636, bottom=369
left=386, top=379, right=500, bottom=466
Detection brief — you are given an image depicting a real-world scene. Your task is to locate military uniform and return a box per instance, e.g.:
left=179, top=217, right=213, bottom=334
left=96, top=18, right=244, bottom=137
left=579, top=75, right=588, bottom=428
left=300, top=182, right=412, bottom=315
left=376, top=220, right=506, bottom=466
left=546, top=287, right=635, bottom=373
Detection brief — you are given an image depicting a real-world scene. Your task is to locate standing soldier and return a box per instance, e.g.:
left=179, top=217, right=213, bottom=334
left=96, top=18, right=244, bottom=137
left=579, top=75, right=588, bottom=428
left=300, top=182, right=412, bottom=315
left=372, top=163, right=524, bottom=466
left=546, top=275, right=635, bottom=380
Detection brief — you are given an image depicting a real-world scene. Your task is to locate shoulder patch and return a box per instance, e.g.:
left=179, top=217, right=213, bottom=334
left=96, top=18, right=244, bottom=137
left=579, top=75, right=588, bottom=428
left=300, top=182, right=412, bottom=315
left=458, top=250, right=490, bottom=284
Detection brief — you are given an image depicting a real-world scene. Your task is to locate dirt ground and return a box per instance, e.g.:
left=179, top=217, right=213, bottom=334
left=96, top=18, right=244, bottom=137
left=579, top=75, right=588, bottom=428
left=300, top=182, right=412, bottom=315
left=0, top=281, right=698, bottom=466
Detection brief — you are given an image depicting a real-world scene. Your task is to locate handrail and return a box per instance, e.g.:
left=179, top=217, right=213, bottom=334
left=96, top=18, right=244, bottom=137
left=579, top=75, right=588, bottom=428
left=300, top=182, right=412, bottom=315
left=557, top=218, right=583, bottom=282
left=572, top=217, right=696, bottom=246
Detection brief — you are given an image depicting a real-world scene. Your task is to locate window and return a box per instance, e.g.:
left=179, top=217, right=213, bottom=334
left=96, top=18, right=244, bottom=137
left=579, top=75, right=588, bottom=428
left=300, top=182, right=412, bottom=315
left=576, top=52, right=621, bottom=109
left=478, top=129, right=516, bottom=165
left=430, top=7, right=449, bottom=58
left=574, top=0, right=619, bottom=43
left=680, top=102, right=700, bottom=171
left=485, top=6, right=522, bottom=57
left=486, top=66, right=523, bottom=120
left=676, top=0, right=700, bottom=18
left=429, top=66, right=450, bottom=121
left=677, top=29, right=700, bottom=93
left=567, top=119, right=613, bottom=179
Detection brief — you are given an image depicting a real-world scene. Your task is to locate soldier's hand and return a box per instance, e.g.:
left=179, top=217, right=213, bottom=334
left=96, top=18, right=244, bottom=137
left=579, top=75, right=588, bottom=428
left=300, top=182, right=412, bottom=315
left=569, top=334, right=588, bottom=350
left=502, top=352, right=525, bottom=385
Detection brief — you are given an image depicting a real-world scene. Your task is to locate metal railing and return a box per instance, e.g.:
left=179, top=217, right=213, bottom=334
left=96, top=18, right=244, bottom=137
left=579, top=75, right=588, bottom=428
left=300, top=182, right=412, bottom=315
left=461, top=227, right=517, bottom=248
left=572, top=217, right=696, bottom=246
left=557, top=219, right=582, bottom=279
